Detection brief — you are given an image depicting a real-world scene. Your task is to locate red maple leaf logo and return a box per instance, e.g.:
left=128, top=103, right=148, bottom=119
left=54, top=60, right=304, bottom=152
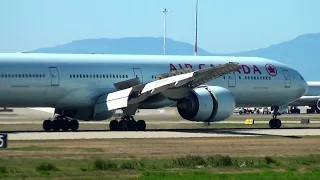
left=265, top=64, right=277, bottom=76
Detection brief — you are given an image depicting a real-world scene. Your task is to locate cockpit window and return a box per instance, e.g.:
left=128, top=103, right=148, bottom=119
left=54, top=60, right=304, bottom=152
left=300, top=75, right=304, bottom=80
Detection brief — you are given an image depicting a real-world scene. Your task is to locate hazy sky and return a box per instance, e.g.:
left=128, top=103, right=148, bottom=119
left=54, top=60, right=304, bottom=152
left=1, top=0, right=319, bottom=53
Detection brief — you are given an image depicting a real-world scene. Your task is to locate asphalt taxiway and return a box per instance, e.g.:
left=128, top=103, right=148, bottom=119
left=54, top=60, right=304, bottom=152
left=1, top=107, right=320, bottom=141
left=5, top=128, right=320, bottom=140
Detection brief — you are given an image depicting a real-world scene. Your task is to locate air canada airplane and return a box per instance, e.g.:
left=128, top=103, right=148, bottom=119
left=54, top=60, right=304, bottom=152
left=0, top=53, right=308, bottom=131
left=289, top=81, right=320, bottom=113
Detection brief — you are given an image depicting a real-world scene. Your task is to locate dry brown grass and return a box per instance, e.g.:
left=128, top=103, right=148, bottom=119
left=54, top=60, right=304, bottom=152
left=1, top=136, right=320, bottom=160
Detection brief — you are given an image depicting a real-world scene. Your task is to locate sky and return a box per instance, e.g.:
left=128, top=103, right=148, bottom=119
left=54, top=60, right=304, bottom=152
left=0, top=0, right=320, bottom=53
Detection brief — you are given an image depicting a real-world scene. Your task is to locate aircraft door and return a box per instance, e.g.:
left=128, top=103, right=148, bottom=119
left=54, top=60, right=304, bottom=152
left=228, top=72, right=236, bottom=87
left=282, top=70, right=291, bottom=88
left=133, top=68, right=143, bottom=83
left=49, top=67, right=60, bottom=86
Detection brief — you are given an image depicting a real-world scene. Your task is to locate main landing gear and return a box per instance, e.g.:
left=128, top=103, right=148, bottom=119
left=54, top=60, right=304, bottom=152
left=42, top=115, right=79, bottom=132
left=109, top=114, right=146, bottom=131
left=269, top=106, right=282, bottom=129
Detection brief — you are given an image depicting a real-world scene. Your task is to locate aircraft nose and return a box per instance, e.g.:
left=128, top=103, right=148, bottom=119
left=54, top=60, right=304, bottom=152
left=298, top=76, right=308, bottom=97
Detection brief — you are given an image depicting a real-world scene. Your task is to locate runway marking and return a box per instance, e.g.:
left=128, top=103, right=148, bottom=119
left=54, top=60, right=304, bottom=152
left=5, top=129, right=320, bottom=141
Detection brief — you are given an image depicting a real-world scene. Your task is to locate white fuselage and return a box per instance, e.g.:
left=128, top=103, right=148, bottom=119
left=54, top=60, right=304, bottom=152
left=0, top=53, right=308, bottom=110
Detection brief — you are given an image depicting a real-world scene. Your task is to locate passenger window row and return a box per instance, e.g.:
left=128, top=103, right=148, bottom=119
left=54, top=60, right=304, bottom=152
left=223, top=76, right=271, bottom=80
left=243, top=76, right=271, bottom=80
left=1, top=74, right=45, bottom=78
left=70, top=74, right=129, bottom=79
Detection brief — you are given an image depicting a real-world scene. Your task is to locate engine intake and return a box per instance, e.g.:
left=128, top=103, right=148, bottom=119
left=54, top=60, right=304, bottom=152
left=177, top=86, right=235, bottom=122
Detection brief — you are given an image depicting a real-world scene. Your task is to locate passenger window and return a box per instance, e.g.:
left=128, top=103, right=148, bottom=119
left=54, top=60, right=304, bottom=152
left=126, top=75, right=128, bottom=78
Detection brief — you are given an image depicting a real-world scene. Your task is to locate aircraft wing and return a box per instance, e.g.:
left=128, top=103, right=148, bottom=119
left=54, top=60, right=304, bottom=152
left=97, top=62, right=241, bottom=115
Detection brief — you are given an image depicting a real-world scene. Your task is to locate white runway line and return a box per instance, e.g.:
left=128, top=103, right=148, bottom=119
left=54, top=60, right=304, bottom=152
left=6, top=129, right=320, bottom=141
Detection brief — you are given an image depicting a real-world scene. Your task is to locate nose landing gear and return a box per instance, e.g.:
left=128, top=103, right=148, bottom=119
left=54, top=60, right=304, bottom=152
left=269, top=106, right=282, bottom=129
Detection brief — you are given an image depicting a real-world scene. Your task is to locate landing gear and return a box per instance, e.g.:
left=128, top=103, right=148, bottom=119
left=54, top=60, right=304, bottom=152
left=109, top=114, right=146, bottom=131
left=42, top=115, right=79, bottom=132
left=269, top=106, right=282, bottom=129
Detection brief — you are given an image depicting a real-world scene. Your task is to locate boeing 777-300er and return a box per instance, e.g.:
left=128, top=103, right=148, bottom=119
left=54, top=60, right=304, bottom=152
left=0, top=53, right=308, bottom=131
left=289, top=81, right=320, bottom=113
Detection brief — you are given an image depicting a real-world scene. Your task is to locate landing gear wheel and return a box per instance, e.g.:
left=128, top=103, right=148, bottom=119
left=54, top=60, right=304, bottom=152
left=269, top=119, right=282, bottom=129
left=42, top=120, right=52, bottom=132
left=70, top=120, right=79, bottom=131
left=127, top=120, right=137, bottom=131
left=52, top=120, right=61, bottom=132
left=118, top=120, right=128, bottom=131
left=109, top=120, right=119, bottom=131
left=136, top=120, right=146, bottom=131
left=61, top=120, right=70, bottom=131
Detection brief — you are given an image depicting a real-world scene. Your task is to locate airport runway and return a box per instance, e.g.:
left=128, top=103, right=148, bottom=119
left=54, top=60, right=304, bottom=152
left=1, top=107, right=320, bottom=141
left=4, top=128, right=320, bottom=140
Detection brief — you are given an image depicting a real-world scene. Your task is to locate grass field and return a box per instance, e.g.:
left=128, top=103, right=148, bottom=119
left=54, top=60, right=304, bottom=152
left=1, top=110, right=320, bottom=179
left=0, top=136, right=320, bottom=179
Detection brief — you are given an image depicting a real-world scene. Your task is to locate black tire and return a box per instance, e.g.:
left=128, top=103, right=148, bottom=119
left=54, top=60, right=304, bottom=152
left=136, top=120, right=146, bottom=131
left=70, top=120, right=79, bottom=131
left=52, top=120, right=61, bottom=131
left=109, top=120, right=118, bottom=131
left=275, top=119, right=282, bottom=129
left=42, top=120, right=52, bottom=131
left=118, top=120, right=128, bottom=131
left=127, top=120, right=137, bottom=131
left=61, top=120, right=70, bottom=131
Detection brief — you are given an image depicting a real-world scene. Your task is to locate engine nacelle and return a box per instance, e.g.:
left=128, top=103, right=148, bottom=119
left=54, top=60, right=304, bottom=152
left=317, top=99, right=320, bottom=110
left=176, top=86, right=235, bottom=122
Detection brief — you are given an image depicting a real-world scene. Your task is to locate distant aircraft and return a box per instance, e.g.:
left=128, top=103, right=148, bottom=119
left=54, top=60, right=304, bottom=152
left=0, top=53, right=308, bottom=131
left=289, top=81, right=320, bottom=113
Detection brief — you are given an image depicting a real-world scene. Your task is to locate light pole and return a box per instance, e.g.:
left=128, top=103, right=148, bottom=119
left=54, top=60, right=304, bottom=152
left=162, top=8, right=169, bottom=55
left=194, top=0, right=198, bottom=56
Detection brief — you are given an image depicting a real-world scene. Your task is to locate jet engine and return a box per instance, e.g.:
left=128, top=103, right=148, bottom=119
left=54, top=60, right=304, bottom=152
left=317, top=99, right=320, bottom=110
left=176, top=86, right=235, bottom=122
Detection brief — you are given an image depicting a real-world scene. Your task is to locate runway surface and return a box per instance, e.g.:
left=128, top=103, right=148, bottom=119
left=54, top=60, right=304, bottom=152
left=1, top=107, right=320, bottom=141
left=3, top=128, right=320, bottom=140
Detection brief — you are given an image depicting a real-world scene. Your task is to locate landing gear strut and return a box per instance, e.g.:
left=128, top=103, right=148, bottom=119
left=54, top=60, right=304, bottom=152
left=42, top=114, right=79, bottom=132
left=269, top=106, right=282, bottom=129
left=109, top=114, right=146, bottom=131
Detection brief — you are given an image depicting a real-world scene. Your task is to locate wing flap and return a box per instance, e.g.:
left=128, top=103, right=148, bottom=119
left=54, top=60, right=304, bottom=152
left=113, top=78, right=141, bottom=90
left=98, top=62, right=241, bottom=114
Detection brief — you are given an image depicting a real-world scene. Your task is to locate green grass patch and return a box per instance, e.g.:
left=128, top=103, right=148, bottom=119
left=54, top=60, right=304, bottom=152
left=120, top=170, right=320, bottom=180
left=0, top=154, right=320, bottom=179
